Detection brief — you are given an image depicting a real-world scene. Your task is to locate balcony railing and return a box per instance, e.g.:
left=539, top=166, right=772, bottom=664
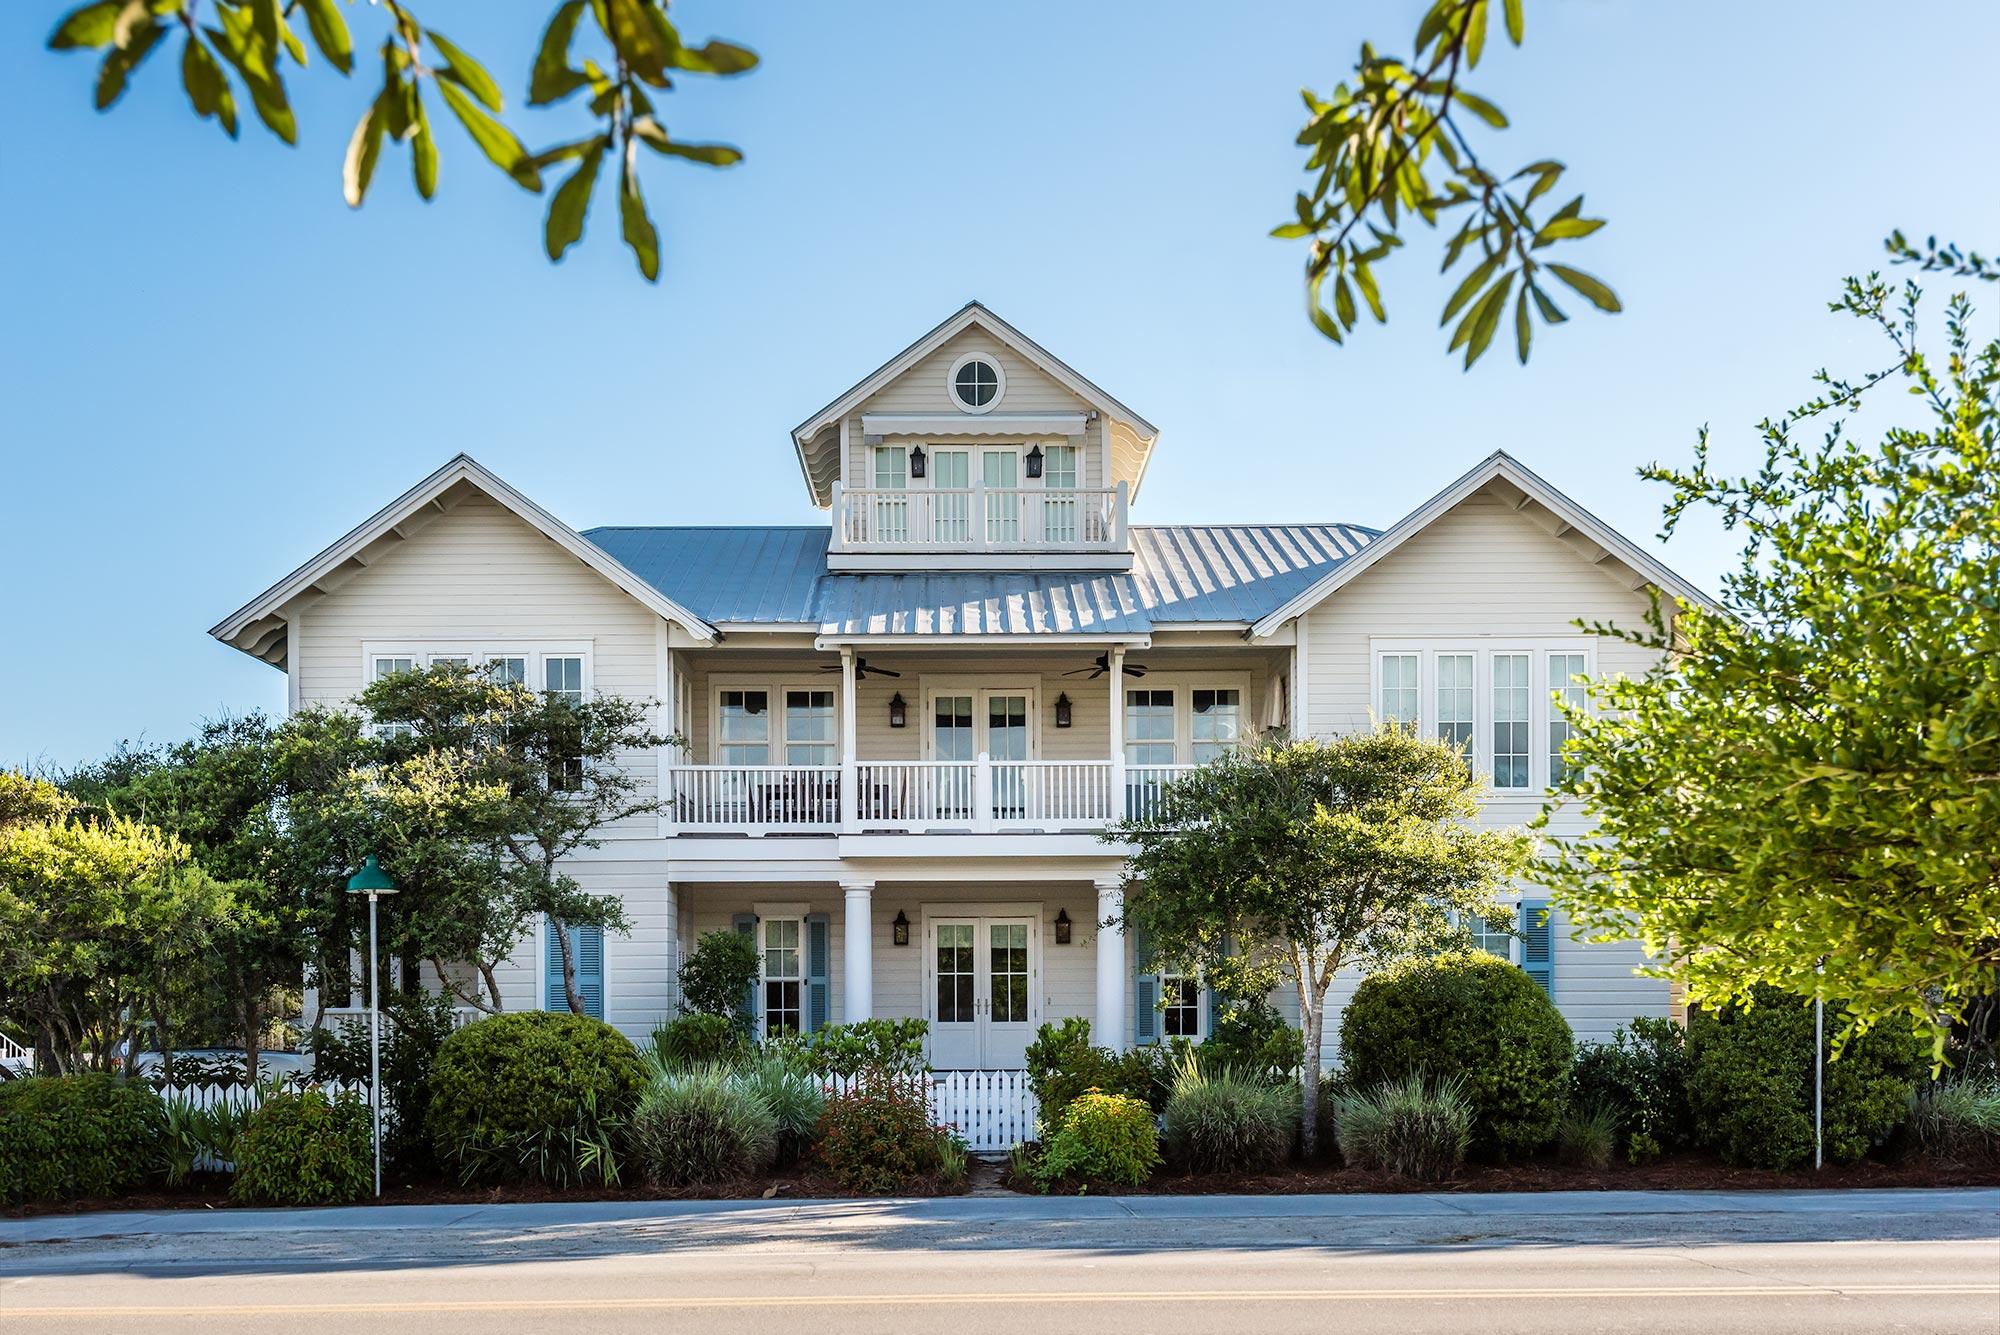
left=665, top=758, right=1198, bottom=834
left=830, top=481, right=1127, bottom=553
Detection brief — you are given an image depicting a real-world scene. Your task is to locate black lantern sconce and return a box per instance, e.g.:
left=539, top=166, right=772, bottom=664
left=888, top=692, right=907, bottom=728
left=1053, top=908, right=1072, bottom=945
left=1025, top=444, right=1044, bottom=479
left=909, top=445, right=926, bottom=479
left=892, top=910, right=911, bottom=947
left=1054, top=692, right=1073, bottom=728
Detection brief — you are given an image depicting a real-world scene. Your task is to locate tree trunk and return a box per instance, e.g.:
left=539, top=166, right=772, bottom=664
left=1300, top=997, right=1328, bottom=1160
left=479, top=962, right=504, bottom=1013
left=239, top=988, right=263, bottom=1087
left=552, top=916, right=585, bottom=1015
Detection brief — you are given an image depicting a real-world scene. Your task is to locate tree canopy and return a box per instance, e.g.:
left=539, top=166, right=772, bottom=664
left=1108, top=732, right=1527, bottom=1155
left=1536, top=260, right=2000, bottom=1060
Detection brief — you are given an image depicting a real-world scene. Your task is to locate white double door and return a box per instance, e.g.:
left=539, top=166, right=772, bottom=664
left=929, top=689, right=1032, bottom=818
left=929, top=448, right=1020, bottom=545
left=926, top=915, right=1038, bottom=1069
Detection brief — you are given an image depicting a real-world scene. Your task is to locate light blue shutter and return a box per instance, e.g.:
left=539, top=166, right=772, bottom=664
left=732, top=913, right=758, bottom=1025
left=805, top=913, right=831, bottom=1032
left=1519, top=900, right=1554, bottom=999
left=575, top=924, right=604, bottom=1020
left=1132, top=927, right=1159, bottom=1046
left=544, top=917, right=564, bottom=1011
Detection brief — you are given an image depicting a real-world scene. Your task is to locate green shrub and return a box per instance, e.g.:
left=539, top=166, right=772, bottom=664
left=160, top=1089, right=258, bottom=1184
left=628, top=1066, right=779, bottom=1186
left=731, top=1054, right=825, bottom=1163
left=1341, top=951, right=1573, bottom=1159
left=814, top=1069, right=953, bottom=1193
left=0, top=1074, right=167, bottom=1203
left=1909, top=1075, right=2000, bottom=1167
left=651, top=1013, right=750, bottom=1070
left=1571, top=1016, right=1692, bottom=1163
left=1162, top=1053, right=1297, bottom=1173
left=1025, top=1018, right=1165, bottom=1125
left=427, top=1011, right=645, bottom=1186
left=1199, top=1000, right=1302, bottom=1082
left=231, top=1088, right=373, bottom=1205
left=767, top=1018, right=929, bottom=1078
left=1334, top=1073, right=1473, bottom=1181
left=1035, top=1088, right=1161, bottom=1191
left=1557, top=1101, right=1618, bottom=1170
left=678, top=930, right=760, bottom=1020
left=308, top=991, right=459, bottom=1170
left=1686, top=987, right=1922, bottom=1170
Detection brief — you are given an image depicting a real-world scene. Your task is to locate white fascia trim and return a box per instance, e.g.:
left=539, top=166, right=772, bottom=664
left=813, top=633, right=1153, bottom=650
left=860, top=412, right=1089, bottom=437
left=209, top=453, right=718, bottom=653
left=1247, top=450, right=1717, bottom=639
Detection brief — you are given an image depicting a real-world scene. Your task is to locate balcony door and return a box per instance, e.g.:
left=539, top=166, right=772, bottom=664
left=928, top=689, right=1032, bottom=819
left=927, top=915, right=1038, bottom=1069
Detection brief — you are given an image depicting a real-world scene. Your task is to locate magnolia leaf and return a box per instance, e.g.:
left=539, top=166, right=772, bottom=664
left=1440, top=250, right=1504, bottom=325
left=601, top=0, right=675, bottom=86
left=1514, top=286, right=1532, bottom=363
left=1504, top=0, right=1525, bottom=45
left=670, top=39, right=758, bottom=75
left=631, top=118, right=742, bottom=166
left=436, top=77, right=542, bottom=191
left=204, top=24, right=296, bottom=143
left=545, top=140, right=606, bottom=261
left=1529, top=281, right=1568, bottom=324
left=1547, top=264, right=1622, bottom=312
left=618, top=157, right=661, bottom=281
left=94, top=19, right=164, bottom=110
left=427, top=29, right=502, bottom=111
left=1452, top=89, right=1508, bottom=129
left=1535, top=215, right=1605, bottom=244
left=49, top=0, right=123, bottom=50
left=1463, top=271, right=1514, bottom=367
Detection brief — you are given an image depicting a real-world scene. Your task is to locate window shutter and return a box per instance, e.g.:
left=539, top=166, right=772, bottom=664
left=1519, top=900, right=1554, bottom=999
left=575, top=924, right=604, bottom=1021
left=732, top=913, right=758, bottom=1024
left=543, top=916, right=564, bottom=1012
left=805, top=913, right=831, bottom=1032
left=1132, top=927, right=1159, bottom=1047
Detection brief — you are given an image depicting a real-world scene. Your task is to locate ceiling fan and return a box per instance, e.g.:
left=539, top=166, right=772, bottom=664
left=819, top=657, right=902, bottom=679
left=1063, top=653, right=1147, bottom=679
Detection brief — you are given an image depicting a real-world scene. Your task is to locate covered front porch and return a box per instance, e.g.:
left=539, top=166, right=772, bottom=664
left=674, top=873, right=1144, bottom=1071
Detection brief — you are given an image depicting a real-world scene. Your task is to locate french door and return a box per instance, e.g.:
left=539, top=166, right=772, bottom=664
left=927, top=916, right=1037, bottom=1069
left=928, top=689, right=1032, bottom=819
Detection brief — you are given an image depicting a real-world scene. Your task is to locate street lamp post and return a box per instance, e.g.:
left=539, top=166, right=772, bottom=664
left=345, top=854, right=399, bottom=1197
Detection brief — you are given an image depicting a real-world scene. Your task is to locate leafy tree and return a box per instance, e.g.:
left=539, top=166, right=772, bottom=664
left=356, top=661, right=669, bottom=1015
left=43, top=0, right=757, bottom=281
left=1535, top=253, right=2000, bottom=1061
left=1107, top=733, right=1528, bottom=1155
left=676, top=927, right=758, bottom=1023
left=0, top=771, right=238, bottom=1073
left=1276, top=0, right=1619, bottom=365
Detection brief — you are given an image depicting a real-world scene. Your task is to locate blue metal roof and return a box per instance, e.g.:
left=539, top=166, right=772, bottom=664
left=582, top=522, right=1376, bottom=636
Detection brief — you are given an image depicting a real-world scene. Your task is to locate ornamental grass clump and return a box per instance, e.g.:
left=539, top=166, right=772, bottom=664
left=1162, top=1052, right=1296, bottom=1174
left=730, top=1053, right=825, bottom=1164
left=1556, top=1101, right=1618, bottom=1170
left=1907, top=1074, right=2000, bottom=1168
left=1334, top=1073, right=1473, bottom=1182
left=628, top=1065, right=779, bottom=1187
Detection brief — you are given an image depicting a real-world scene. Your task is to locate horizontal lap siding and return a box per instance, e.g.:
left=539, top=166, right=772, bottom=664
left=294, top=494, right=662, bottom=839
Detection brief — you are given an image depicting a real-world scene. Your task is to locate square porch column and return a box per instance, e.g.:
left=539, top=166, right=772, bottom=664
left=1094, top=876, right=1127, bottom=1051
left=842, top=879, right=874, bottom=1023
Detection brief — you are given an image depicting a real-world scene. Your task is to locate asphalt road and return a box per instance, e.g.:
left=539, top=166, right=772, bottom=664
left=5, top=1191, right=1997, bottom=1335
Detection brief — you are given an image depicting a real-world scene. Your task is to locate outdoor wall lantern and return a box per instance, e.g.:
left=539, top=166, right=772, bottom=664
left=1054, top=692, right=1073, bottom=728
left=892, top=910, right=911, bottom=946
left=1054, top=908, right=1072, bottom=945
left=1025, top=444, right=1044, bottom=478
left=909, top=445, right=926, bottom=479
left=888, top=692, right=907, bottom=728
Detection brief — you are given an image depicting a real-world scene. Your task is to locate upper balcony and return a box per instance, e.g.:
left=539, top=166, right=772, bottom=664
left=828, top=480, right=1130, bottom=571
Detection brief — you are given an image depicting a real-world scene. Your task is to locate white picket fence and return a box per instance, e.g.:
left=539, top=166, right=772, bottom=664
left=824, top=1069, right=1039, bottom=1153
left=158, top=1080, right=370, bottom=1173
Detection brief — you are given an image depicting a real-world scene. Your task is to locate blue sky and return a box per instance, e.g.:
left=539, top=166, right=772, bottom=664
left=4, top=0, right=1995, bottom=769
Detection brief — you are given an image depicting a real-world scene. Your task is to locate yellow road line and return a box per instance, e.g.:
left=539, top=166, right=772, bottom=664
left=3, top=1284, right=1992, bottom=1317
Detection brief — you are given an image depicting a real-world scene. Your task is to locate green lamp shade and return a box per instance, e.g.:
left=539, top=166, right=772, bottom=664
left=346, top=854, right=398, bottom=893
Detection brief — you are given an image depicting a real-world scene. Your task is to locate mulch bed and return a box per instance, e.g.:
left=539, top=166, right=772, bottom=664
left=12, top=1155, right=1998, bottom=1221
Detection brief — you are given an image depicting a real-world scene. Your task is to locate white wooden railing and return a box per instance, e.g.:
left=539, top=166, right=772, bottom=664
left=666, top=759, right=1198, bottom=833
left=0, top=1033, right=32, bottom=1073
left=824, top=1070, right=1039, bottom=1152
left=667, top=764, right=843, bottom=832
left=831, top=482, right=1126, bottom=552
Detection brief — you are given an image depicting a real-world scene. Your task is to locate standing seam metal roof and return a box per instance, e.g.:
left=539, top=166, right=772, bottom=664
left=582, top=523, right=1376, bottom=636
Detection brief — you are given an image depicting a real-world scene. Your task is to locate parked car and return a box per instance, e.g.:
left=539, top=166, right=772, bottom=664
left=128, top=1048, right=309, bottom=1083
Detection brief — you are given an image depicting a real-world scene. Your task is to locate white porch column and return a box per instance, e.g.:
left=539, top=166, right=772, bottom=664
left=842, top=879, right=874, bottom=1023
left=840, top=648, right=859, bottom=832
left=1095, top=876, right=1128, bottom=1051
left=1107, top=646, right=1126, bottom=817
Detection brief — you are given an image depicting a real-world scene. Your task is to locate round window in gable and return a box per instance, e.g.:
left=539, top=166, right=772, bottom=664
left=947, top=353, right=1005, bottom=414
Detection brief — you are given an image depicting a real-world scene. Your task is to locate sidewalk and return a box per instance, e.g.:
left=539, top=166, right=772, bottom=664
left=9, top=1187, right=2000, bottom=1247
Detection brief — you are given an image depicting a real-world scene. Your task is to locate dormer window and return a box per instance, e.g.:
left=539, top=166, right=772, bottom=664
left=948, top=353, right=1004, bottom=414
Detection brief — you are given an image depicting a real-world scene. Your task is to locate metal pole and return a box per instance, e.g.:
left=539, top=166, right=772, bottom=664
left=368, top=889, right=383, bottom=1197
left=1813, top=992, right=1825, bottom=1171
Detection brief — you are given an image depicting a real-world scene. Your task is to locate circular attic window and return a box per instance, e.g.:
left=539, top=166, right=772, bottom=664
left=948, top=353, right=1004, bottom=414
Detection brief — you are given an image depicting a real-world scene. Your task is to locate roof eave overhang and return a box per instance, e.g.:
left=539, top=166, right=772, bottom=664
left=210, top=454, right=718, bottom=670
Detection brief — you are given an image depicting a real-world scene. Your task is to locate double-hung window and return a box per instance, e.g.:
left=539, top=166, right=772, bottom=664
left=1375, top=644, right=1593, bottom=792
left=1190, top=689, right=1243, bottom=763
left=1124, top=689, right=1177, bottom=767
left=760, top=917, right=803, bottom=1038
left=544, top=655, right=587, bottom=791
left=370, top=656, right=417, bottom=739
left=783, top=690, right=835, bottom=765
left=714, top=684, right=842, bottom=771
left=1160, top=968, right=1204, bottom=1039
left=718, top=690, right=771, bottom=765
left=1468, top=913, right=1515, bottom=960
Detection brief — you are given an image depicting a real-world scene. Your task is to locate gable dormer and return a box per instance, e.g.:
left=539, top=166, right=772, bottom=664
left=791, top=303, right=1158, bottom=571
